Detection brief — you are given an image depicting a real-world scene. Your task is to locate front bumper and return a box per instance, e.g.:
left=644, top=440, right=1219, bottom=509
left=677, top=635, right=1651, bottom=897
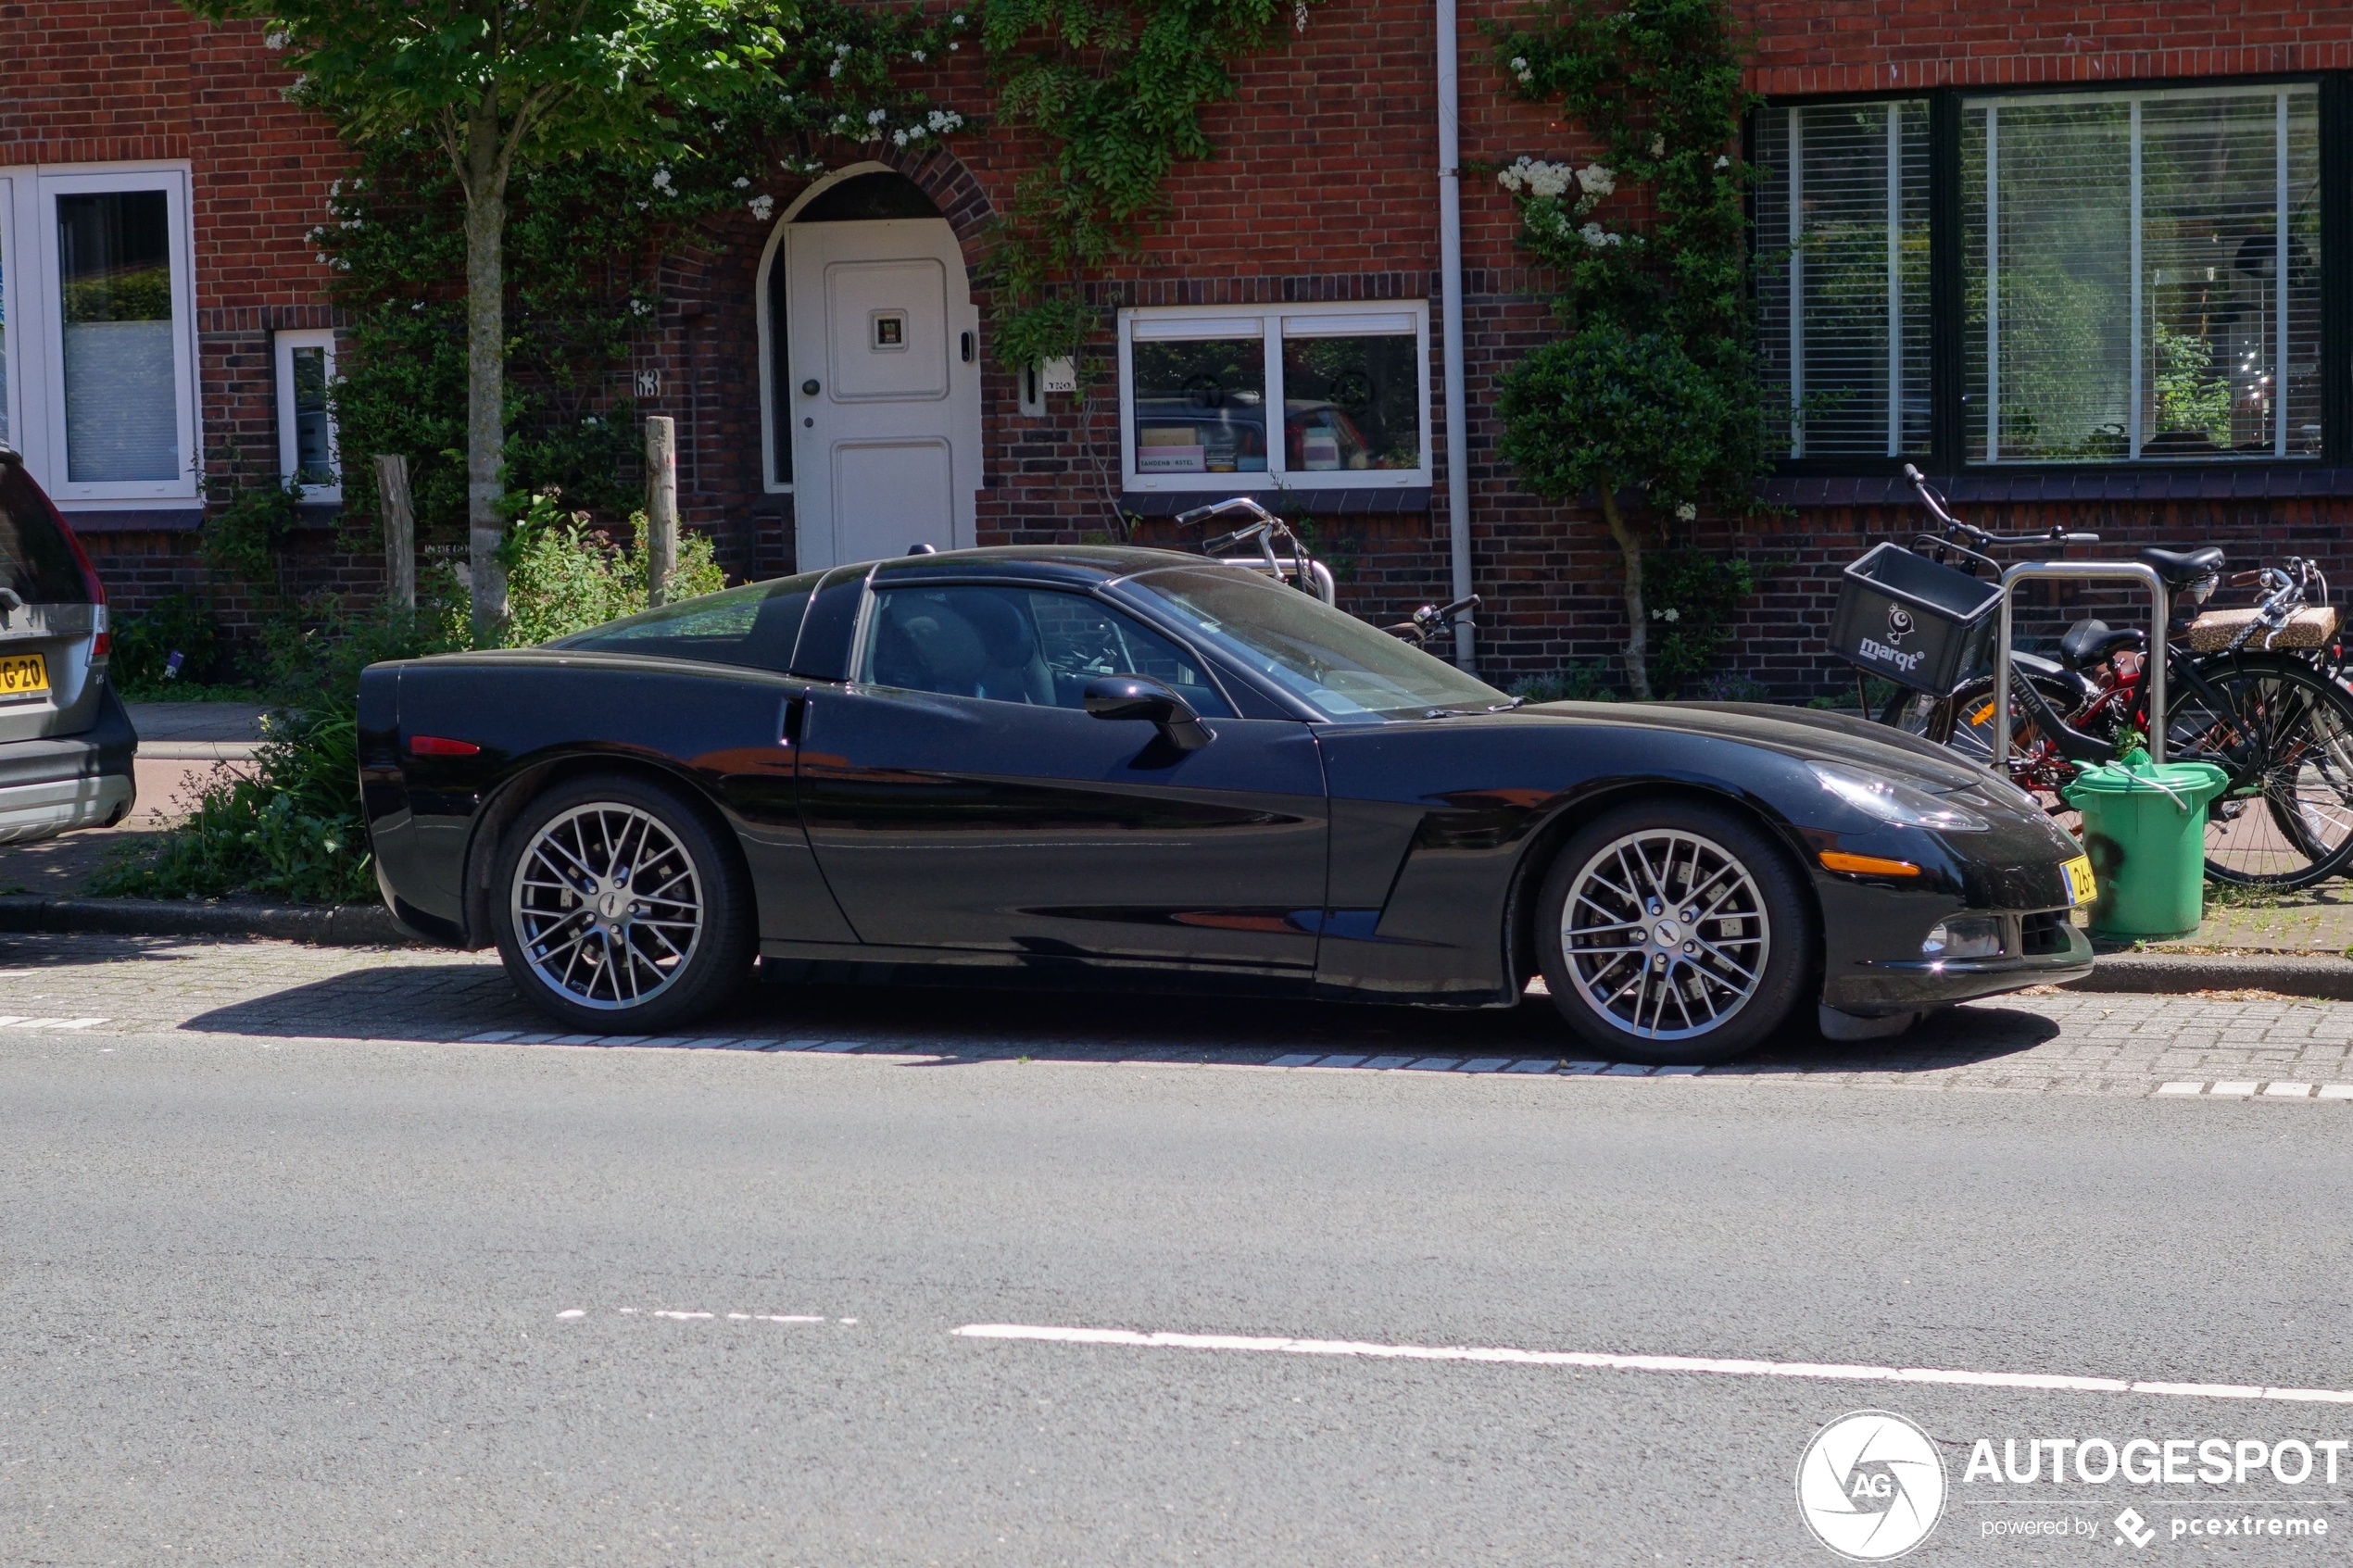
left=1822, top=917, right=2095, bottom=1016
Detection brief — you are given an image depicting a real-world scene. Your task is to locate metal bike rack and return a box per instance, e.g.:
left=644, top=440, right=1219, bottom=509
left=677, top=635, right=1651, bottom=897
left=1994, top=561, right=2169, bottom=769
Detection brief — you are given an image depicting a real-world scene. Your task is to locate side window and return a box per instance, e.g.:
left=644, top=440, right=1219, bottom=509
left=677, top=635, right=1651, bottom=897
left=550, top=571, right=819, bottom=670
left=862, top=584, right=1233, bottom=717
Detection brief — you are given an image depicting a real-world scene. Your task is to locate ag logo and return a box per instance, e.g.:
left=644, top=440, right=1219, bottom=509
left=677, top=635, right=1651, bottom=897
left=1794, top=1410, right=1945, bottom=1561
left=1885, top=606, right=1916, bottom=644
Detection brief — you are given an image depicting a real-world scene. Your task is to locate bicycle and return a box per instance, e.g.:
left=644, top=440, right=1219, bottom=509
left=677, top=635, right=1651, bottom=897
left=1859, top=468, right=2353, bottom=889
left=1173, top=496, right=1338, bottom=606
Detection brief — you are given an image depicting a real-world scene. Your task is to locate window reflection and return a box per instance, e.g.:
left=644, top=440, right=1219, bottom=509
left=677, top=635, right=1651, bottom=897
left=1131, top=338, right=1266, bottom=475
left=1281, top=332, right=1419, bottom=471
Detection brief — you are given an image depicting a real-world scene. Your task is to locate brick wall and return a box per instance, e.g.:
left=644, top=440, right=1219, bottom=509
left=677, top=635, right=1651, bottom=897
left=15, top=0, right=2349, bottom=695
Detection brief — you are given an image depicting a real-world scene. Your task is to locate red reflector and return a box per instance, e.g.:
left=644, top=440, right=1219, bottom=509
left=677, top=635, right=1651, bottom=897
left=408, top=734, right=481, bottom=757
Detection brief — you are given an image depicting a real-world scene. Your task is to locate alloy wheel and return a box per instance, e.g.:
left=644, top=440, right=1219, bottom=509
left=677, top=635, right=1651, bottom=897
left=1559, top=829, right=1771, bottom=1041
left=510, top=802, right=705, bottom=1010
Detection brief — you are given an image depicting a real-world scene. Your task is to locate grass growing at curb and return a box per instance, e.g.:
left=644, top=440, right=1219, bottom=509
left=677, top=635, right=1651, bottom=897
left=92, top=706, right=372, bottom=904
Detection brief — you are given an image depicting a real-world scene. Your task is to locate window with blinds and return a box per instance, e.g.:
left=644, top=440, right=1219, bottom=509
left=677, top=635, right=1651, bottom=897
left=1963, top=85, right=2320, bottom=462
left=1755, top=100, right=1931, bottom=459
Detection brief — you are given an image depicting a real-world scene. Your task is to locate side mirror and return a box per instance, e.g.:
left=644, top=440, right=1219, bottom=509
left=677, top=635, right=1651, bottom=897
left=1082, top=674, right=1210, bottom=752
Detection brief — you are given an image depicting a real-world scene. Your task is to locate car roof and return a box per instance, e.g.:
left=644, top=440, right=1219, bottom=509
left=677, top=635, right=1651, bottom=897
left=862, top=543, right=1222, bottom=589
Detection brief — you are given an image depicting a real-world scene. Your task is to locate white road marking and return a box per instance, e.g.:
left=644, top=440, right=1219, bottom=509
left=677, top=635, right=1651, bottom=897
left=2158, top=1082, right=2203, bottom=1096
left=2265, top=1082, right=2316, bottom=1098
left=2212, top=1081, right=2260, bottom=1096
left=952, top=1324, right=2353, bottom=1404
left=1404, top=1058, right=1462, bottom=1071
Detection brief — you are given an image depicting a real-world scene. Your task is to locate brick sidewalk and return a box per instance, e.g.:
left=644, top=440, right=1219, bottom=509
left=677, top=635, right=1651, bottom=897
left=6, top=931, right=2353, bottom=1102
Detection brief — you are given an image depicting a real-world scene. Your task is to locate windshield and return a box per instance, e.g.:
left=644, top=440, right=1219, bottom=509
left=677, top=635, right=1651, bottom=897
left=1120, top=566, right=1509, bottom=721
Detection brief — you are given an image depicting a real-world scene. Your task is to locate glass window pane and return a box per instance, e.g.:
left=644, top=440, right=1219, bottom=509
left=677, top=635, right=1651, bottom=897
left=289, top=345, right=333, bottom=483
left=56, top=190, right=179, bottom=483
left=1962, top=87, right=2319, bottom=464
left=1755, top=100, right=1931, bottom=458
left=1131, top=338, right=1266, bottom=475
left=1282, top=332, right=1420, bottom=471
left=1124, top=566, right=1507, bottom=722
left=2141, top=92, right=2321, bottom=458
left=550, top=571, right=821, bottom=669
left=1965, top=100, right=2133, bottom=461
left=863, top=584, right=1233, bottom=714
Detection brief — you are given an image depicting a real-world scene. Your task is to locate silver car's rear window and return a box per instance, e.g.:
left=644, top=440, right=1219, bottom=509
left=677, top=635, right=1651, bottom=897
left=0, top=465, right=92, bottom=605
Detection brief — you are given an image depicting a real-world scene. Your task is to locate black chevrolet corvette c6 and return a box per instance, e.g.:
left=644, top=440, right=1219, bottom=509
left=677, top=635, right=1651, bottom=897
left=358, top=545, right=2094, bottom=1063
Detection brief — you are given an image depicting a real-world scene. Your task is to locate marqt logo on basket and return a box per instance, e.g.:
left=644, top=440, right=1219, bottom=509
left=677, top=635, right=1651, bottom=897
left=1796, top=1411, right=1947, bottom=1561
left=1855, top=633, right=1926, bottom=674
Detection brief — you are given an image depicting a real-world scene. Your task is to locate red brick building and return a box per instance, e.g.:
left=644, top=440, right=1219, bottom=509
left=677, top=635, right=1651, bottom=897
left=7, top=0, right=2351, bottom=692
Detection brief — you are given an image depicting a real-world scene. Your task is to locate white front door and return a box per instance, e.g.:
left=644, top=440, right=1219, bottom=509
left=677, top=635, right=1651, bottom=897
left=786, top=217, right=981, bottom=571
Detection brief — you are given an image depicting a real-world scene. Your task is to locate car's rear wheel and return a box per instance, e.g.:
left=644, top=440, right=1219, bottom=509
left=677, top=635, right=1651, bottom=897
left=1534, top=802, right=1815, bottom=1065
left=491, top=773, right=752, bottom=1032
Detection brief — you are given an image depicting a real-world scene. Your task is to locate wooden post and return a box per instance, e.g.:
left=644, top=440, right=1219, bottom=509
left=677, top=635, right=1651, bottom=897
left=644, top=416, right=677, bottom=608
left=373, top=454, right=416, bottom=612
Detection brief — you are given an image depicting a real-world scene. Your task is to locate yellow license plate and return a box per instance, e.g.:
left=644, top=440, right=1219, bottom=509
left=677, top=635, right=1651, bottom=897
left=0, top=652, right=49, bottom=701
left=2060, top=853, right=2097, bottom=907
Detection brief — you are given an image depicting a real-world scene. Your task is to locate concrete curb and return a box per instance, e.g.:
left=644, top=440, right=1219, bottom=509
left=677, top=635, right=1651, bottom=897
left=0, top=895, right=419, bottom=947
left=2062, top=952, right=2353, bottom=999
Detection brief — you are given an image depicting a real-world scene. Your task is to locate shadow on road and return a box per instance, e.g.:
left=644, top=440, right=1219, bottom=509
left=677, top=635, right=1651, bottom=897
left=169, top=950, right=2066, bottom=1075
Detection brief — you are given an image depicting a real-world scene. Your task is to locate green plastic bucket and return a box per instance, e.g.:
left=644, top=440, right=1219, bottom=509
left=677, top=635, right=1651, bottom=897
left=2060, top=756, right=2231, bottom=941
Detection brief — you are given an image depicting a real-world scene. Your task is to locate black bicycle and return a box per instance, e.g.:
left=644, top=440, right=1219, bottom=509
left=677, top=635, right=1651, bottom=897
left=1851, top=469, right=2353, bottom=888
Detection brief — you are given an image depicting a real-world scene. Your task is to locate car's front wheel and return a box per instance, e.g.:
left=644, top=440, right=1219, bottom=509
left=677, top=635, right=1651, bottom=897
left=1534, top=802, right=1815, bottom=1065
left=491, top=773, right=753, bottom=1032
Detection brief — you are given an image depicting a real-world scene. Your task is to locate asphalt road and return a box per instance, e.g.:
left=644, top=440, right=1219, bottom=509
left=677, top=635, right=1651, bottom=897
left=6, top=940, right=2353, bottom=1565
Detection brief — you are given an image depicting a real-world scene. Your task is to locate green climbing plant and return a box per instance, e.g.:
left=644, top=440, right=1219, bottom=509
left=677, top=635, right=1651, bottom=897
left=975, top=0, right=1315, bottom=375
left=1489, top=0, right=1768, bottom=699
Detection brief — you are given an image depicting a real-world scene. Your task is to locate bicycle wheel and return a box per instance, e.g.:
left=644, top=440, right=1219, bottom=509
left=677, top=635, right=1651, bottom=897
left=2164, top=654, right=2353, bottom=888
left=1927, top=671, right=2103, bottom=828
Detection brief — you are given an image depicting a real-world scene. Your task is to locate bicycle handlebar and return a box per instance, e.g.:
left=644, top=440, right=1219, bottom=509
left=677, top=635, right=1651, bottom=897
left=1901, top=463, right=2099, bottom=547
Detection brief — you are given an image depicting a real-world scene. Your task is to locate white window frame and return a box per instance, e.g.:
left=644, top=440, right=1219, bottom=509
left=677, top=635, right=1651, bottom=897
left=273, top=327, right=340, bottom=503
left=0, top=163, right=201, bottom=508
left=0, top=174, right=17, bottom=459
left=1116, top=300, right=1433, bottom=495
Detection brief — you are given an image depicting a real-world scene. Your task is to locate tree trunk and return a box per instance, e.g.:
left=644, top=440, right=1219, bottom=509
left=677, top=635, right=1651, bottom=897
left=1598, top=485, right=1652, bottom=701
left=462, top=96, right=510, bottom=644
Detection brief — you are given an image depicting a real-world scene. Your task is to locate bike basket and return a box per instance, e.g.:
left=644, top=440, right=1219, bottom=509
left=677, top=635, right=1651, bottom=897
left=1829, top=543, right=2003, bottom=695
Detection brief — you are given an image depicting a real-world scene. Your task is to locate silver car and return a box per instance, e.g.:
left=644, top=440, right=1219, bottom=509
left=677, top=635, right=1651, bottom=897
left=0, top=449, right=134, bottom=842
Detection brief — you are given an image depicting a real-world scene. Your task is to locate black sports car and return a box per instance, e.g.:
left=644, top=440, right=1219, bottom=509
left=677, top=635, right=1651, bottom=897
left=358, top=546, right=2094, bottom=1063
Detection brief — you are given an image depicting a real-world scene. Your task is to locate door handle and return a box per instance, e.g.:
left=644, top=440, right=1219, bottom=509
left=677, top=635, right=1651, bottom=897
left=782, top=696, right=808, bottom=746
left=800, top=379, right=820, bottom=396
left=961, top=332, right=974, bottom=364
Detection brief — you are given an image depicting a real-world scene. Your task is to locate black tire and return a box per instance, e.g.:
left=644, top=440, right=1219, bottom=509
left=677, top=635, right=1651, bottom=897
left=1533, top=801, right=1817, bottom=1066
left=490, top=772, right=754, bottom=1032
left=2166, top=654, right=2353, bottom=889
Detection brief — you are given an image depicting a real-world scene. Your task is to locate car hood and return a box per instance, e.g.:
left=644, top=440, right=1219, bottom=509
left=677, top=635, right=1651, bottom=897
left=1511, top=699, right=1994, bottom=794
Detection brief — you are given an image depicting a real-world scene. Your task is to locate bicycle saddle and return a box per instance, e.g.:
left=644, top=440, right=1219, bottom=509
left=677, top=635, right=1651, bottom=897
left=2057, top=618, right=2147, bottom=671
left=2136, top=545, right=2225, bottom=587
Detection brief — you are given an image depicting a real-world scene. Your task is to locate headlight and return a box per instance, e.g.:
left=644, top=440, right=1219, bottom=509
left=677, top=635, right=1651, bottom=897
left=1922, top=916, right=2003, bottom=960
left=1809, top=761, right=1991, bottom=833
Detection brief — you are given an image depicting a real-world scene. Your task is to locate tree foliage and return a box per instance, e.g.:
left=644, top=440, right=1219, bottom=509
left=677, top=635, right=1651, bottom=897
left=1489, top=0, right=1766, bottom=697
